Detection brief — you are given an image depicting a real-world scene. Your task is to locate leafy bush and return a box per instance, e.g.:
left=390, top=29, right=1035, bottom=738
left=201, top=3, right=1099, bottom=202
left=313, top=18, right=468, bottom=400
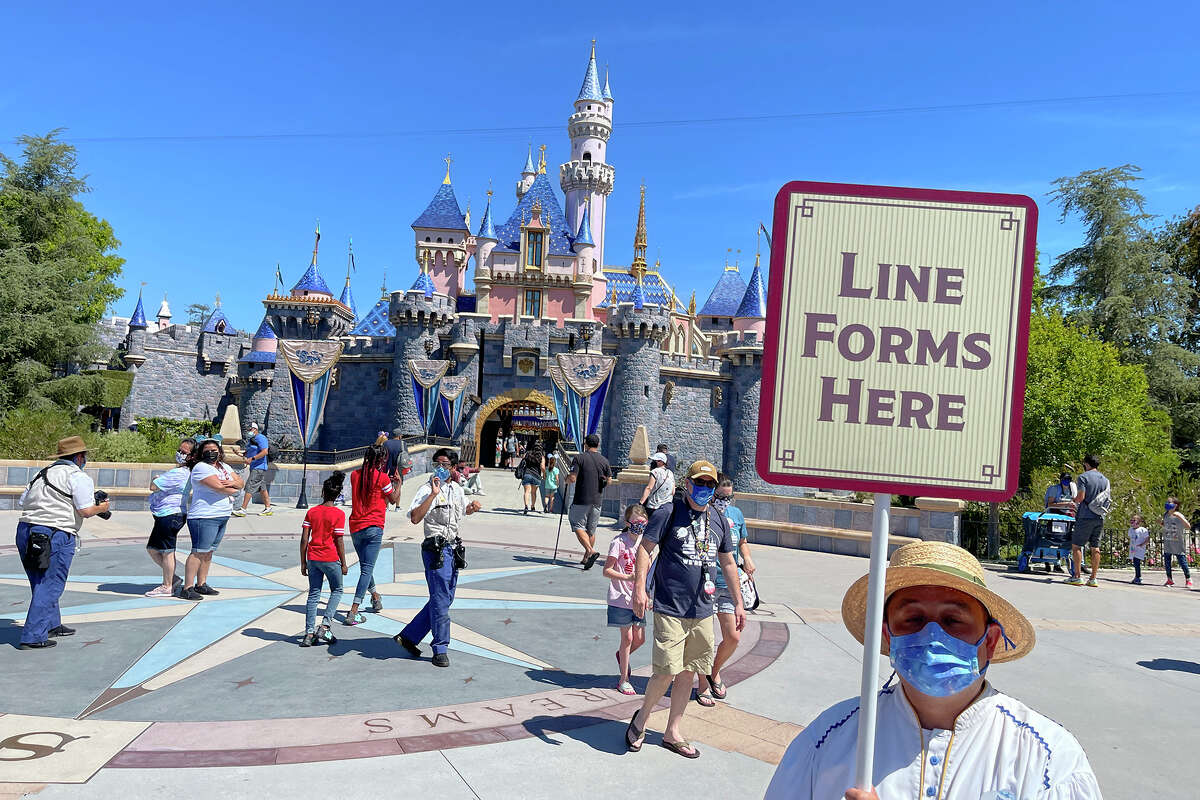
left=85, top=430, right=152, bottom=463
left=135, top=416, right=215, bottom=445
left=0, top=404, right=91, bottom=459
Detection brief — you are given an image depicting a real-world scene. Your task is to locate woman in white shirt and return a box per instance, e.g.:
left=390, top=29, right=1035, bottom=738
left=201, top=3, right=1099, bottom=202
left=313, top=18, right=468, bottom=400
left=181, top=439, right=242, bottom=601
left=144, top=437, right=195, bottom=597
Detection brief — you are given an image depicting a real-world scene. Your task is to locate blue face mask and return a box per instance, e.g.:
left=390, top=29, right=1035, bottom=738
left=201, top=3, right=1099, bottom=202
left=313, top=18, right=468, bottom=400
left=689, top=483, right=715, bottom=506
left=1166, top=502, right=1176, bottom=512
left=887, top=621, right=989, bottom=698
left=434, top=466, right=451, bottom=482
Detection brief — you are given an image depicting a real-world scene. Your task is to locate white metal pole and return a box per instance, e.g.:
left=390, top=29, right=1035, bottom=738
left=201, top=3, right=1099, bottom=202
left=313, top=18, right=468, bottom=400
left=853, top=493, right=891, bottom=790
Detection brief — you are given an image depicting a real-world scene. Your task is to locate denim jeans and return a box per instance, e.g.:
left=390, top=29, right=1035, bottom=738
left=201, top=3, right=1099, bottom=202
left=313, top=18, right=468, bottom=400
left=306, top=560, right=344, bottom=633
left=15, top=522, right=77, bottom=644
left=399, top=544, right=458, bottom=654
left=350, top=526, right=383, bottom=605
left=1133, top=557, right=1143, bottom=581
left=1165, top=553, right=1191, bottom=581
left=187, top=516, right=228, bottom=553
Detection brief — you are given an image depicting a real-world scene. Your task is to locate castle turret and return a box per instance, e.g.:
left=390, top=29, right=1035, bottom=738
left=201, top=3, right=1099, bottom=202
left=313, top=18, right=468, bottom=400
left=571, top=202, right=597, bottom=318
left=561, top=40, right=615, bottom=281
left=474, top=189, right=498, bottom=315
left=389, top=279, right=456, bottom=436
left=720, top=253, right=770, bottom=492
left=339, top=238, right=358, bottom=326
left=237, top=317, right=277, bottom=431
left=124, top=291, right=149, bottom=371
left=732, top=252, right=767, bottom=337
left=412, top=158, right=470, bottom=300
left=155, top=294, right=172, bottom=331
left=516, top=145, right=536, bottom=200
left=604, top=189, right=669, bottom=468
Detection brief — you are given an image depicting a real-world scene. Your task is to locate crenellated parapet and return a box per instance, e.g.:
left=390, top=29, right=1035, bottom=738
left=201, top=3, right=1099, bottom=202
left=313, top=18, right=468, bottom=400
left=606, top=301, right=671, bottom=343
left=559, top=160, right=615, bottom=196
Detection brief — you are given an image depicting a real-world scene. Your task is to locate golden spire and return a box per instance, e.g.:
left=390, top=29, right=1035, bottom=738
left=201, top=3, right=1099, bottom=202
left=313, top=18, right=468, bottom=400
left=725, top=247, right=738, bottom=272
left=464, top=197, right=471, bottom=231
left=312, top=219, right=321, bottom=266
left=443, top=153, right=452, bottom=184
left=755, top=226, right=762, bottom=267
left=670, top=288, right=677, bottom=312
left=610, top=287, right=618, bottom=306
left=591, top=38, right=596, bottom=59
left=631, top=183, right=648, bottom=281
left=537, top=144, right=547, bottom=174
left=688, top=290, right=696, bottom=317
left=381, top=268, right=388, bottom=298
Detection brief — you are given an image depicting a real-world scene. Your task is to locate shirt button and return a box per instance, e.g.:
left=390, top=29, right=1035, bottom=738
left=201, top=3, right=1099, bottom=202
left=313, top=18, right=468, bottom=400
left=930, top=755, right=940, bottom=765
left=925, top=788, right=936, bottom=797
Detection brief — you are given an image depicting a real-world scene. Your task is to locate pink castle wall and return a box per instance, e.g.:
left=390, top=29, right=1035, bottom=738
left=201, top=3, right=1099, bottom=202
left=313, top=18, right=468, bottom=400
left=430, top=251, right=461, bottom=299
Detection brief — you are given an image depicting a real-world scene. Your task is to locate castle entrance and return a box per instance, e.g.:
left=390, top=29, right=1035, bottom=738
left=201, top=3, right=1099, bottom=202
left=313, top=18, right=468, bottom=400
left=475, top=390, right=559, bottom=467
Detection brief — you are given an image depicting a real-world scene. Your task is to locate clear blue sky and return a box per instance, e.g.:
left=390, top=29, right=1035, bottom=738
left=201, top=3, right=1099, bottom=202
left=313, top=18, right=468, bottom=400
left=4, top=1, right=1197, bottom=329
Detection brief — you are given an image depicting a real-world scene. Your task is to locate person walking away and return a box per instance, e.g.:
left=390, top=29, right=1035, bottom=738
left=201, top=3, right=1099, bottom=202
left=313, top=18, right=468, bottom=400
left=625, top=461, right=745, bottom=758
left=144, top=437, right=195, bottom=597
left=15, top=436, right=111, bottom=649
left=541, top=453, right=560, bottom=512
left=764, top=541, right=1101, bottom=799
left=1067, top=454, right=1110, bottom=587
left=383, top=428, right=407, bottom=481
left=394, top=449, right=482, bottom=667
left=697, top=477, right=755, bottom=705
left=300, top=472, right=348, bottom=646
left=181, top=439, right=243, bottom=601
left=503, top=431, right=518, bottom=469
left=1162, top=497, right=1192, bottom=588
left=233, top=422, right=272, bottom=517
left=1128, top=514, right=1149, bottom=585
left=518, top=444, right=545, bottom=515
left=605, top=504, right=649, bottom=695
left=656, top=443, right=676, bottom=473
left=639, top=451, right=675, bottom=513
left=344, top=444, right=403, bottom=625
left=565, top=434, right=611, bottom=570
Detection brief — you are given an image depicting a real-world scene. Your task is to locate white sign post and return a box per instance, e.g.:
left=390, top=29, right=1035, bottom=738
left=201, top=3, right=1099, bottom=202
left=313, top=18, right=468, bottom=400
left=758, top=182, right=1037, bottom=790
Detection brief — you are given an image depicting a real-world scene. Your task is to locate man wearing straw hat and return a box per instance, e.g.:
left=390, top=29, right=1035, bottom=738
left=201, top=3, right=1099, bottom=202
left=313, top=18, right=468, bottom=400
left=15, top=436, right=111, bottom=650
left=765, top=541, right=1101, bottom=799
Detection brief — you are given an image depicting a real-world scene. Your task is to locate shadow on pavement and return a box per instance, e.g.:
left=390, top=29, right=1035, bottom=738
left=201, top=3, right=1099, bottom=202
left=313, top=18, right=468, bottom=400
left=0, top=618, right=23, bottom=648
left=96, top=581, right=156, bottom=594
left=1138, top=658, right=1200, bottom=675
left=522, top=713, right=631, bottom=754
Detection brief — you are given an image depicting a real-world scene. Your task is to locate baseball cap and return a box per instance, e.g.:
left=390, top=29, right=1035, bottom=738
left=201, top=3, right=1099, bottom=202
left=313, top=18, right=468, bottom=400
left=650, top=452, right=667, bottom=464
left=686, top=460, right=718, bottom=481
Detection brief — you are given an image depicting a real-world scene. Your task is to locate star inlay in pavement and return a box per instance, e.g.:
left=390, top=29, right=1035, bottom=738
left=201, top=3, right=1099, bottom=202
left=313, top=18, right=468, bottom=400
left=502, top=617, right=514, bottom=625
left=463, top=676, right=474, bottom=684
left=0, top=547, right=605, bottom=717
left=231, top=677, right=256, bottom=689
left=82, top=638, right=104, bottom=647
left=592, top=635, right=601, bottom=641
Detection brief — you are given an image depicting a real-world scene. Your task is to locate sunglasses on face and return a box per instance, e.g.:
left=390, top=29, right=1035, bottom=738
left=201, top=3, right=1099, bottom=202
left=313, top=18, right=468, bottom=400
left=434, top=460, right=452, bottom=466
left=716, top=494, right=733, bottom=502
left=693, top=478, right=717, bottom=488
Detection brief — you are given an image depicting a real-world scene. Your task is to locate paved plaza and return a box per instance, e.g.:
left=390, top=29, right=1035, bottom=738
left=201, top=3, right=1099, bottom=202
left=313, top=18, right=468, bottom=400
left=1, top=470, right=1196, bottom=797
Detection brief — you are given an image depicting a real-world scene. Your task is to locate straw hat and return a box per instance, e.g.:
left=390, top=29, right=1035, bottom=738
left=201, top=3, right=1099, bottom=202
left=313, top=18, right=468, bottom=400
left=53, top=436, right=89, bottom=459
left=841, top=540, right=1035, bottom=663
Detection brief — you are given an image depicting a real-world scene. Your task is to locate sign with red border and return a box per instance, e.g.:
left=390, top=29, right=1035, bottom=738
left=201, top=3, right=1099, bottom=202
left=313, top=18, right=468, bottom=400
left=757, top=181, right=1037, bottom=501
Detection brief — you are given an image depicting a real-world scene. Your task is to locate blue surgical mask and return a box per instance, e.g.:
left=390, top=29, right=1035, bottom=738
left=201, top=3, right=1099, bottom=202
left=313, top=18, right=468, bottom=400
left=887, top=621, right=989, bottom=698
left=690, top=484, right=715, bottom=506
left=1165, top=502, right=1176, bottom=512
left=434, top=466, right=451, bottom=481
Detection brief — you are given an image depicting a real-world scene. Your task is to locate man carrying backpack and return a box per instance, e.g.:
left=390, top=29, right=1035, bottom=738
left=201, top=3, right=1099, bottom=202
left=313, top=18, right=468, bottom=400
left=1067, top=454, right=1110, bottom=587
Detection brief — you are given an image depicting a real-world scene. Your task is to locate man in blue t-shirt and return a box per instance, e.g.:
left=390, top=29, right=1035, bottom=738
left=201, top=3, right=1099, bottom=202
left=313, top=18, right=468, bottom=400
left=234, top=422, right=272, bottom=517
left=625, top=460, right=745, bottom=759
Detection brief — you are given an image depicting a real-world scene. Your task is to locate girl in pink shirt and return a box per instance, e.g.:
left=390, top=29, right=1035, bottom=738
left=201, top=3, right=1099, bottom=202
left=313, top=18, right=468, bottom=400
left=604, top=503, right=649, bottom=695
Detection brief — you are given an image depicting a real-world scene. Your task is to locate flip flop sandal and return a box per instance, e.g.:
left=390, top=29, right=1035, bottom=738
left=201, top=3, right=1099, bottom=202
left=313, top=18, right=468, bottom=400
left=625, top=712, right=646, bottom=752
left=660, top=739, right=701, bottom=759
left=695, top=691, right=717, bottom=708
left=707, top=674, right=727, bottom=700
left=617, top=681, right=636, bottom=695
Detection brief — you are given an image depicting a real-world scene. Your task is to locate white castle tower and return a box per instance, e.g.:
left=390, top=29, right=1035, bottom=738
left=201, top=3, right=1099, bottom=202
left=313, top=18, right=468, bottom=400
left=560, top=40, right=615, bottom=276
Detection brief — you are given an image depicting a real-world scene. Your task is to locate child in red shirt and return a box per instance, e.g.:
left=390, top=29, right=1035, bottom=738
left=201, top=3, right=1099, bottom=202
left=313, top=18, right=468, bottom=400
left=300, top=471, right=348, bottom=647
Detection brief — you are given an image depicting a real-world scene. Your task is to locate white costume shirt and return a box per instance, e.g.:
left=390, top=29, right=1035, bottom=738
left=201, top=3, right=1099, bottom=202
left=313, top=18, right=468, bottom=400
left=1127, top=526, right=1149, bottom=561
left=765, top=683, right=1102, bottom=800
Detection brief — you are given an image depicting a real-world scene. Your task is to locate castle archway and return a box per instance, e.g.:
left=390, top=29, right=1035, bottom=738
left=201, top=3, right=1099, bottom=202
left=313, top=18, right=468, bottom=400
left=474, top=389, right=558, bottom=467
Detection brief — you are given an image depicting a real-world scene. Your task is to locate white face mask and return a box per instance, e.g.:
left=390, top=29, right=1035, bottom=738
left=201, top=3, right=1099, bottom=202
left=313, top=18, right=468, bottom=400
left=176, top=451, right=187, bottom=465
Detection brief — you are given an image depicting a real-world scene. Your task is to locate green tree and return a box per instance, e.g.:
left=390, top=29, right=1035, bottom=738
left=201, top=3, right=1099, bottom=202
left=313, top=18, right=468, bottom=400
left=0, top=130, right=124, bottom=410
left=186, top=303, right=211, bottom=325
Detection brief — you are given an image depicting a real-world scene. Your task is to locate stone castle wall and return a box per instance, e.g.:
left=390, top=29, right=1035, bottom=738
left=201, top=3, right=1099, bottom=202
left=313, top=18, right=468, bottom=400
left=122, top=325, right=247, bottom=423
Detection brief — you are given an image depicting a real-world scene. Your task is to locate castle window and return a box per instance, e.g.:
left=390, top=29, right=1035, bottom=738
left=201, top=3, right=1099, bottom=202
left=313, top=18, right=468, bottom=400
left=583, top=152, right=592, bottom=161
left=425, top=237, right=430, bottom=242
left=524, top=290, right=542, bottom=318
left=526, top=231, right=544, bottom=268
left=437, top=237, right=442, bottom=243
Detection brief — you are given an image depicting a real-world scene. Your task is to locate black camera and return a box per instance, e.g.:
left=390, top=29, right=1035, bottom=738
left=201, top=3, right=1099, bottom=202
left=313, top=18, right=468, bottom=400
left=94, top=489, right=112, bottom=520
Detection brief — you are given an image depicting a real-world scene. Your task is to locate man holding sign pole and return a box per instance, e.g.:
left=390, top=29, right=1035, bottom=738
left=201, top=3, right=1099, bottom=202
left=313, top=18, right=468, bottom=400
left=764, top=541, right=1101, bottom=799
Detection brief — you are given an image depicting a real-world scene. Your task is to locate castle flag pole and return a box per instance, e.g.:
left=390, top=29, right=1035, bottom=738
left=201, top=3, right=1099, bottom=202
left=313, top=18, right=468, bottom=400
left=296, top=444, right=310, bottom=509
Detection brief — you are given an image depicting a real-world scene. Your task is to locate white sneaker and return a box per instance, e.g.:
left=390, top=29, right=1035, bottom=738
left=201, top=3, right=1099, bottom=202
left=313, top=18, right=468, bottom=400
left=259, top=508, right=274, bottom=516
left=231, top=509, right=246, bottom=517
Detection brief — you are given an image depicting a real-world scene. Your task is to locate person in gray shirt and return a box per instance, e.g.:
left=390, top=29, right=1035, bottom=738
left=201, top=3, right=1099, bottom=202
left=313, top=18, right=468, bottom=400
left=1068, top=454, right=1109, bottom=587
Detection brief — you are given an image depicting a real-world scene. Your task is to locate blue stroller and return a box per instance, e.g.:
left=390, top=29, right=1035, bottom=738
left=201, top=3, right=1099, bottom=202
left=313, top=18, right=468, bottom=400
left=1018, top=511, right=1075, bottom=574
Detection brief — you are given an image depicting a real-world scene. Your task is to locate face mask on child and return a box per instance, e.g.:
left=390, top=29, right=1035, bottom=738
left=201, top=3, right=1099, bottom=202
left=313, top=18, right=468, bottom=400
left=628, top=520, right=647, bottom=536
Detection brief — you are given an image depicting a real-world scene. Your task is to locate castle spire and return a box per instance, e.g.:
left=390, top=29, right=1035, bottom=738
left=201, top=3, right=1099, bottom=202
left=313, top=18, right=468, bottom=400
left=630, top=183, right=648, bottom=281
left=522, top=144, right=535, bottom=176
left=537, top=144, right=547, bottom=174
left=128, top=287, right=148, bottom=329
left=602, top=64, right=614, bottom=101
left=477, top=188, right=497, bottom=240
left=576, top=39, right=603, bottom=101
left=443, top=153, right=452, bottom=185
left=340, top=238, right=357, bottom=321
left=311, top=220, right=321, bottom=266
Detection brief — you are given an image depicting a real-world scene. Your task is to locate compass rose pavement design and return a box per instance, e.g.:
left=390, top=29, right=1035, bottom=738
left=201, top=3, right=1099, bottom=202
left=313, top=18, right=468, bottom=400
left=0, top=535, right=788, bottom=783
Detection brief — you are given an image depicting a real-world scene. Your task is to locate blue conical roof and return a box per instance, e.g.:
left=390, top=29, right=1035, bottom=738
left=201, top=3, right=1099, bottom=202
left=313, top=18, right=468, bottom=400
left=522, top=146, right=536, bottom=175
left=128, top=292, right=148, bottom=329
left=291, top=263, right=333, bottom=295
left=477, top=195, right=497, bottom=240
left=412, top=182, right=467, bottom=230
left=253, top=317, right=276, bottom=340
left=577, top=46, right=603, bottom=101
left=698, top=268, right=748, bottom=317
left=574, top=204, right=594, bottom=248
left=735, top=261, right=767, bottom=319
left=410, top=271, right=435, bottom=299
left=631, top=281, right=646, bottom=311
left=202, top=307, right=235, bottom=334
left=602, top=67, right=614, bottom=101
left=339, top=281, right=358, bottom=322
left=494, top=173, right=576, bottom=257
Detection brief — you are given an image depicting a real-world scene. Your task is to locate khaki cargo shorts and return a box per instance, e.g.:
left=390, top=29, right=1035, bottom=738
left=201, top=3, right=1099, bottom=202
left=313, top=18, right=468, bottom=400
left=652, top=612, right=715, bottom=676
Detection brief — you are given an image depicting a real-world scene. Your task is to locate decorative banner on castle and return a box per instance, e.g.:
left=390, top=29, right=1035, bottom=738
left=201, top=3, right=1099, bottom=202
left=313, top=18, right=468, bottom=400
left=408, top=359, right=450, bottom=435
left=555, top=353, right=616, bottom=451
left=279, top=340, right=345, bottom=449
left=758, top=181, right=1037, bottom=501
left=547, top=364, right=574, bottom=447
left=436, top=374, right=470, bottom=439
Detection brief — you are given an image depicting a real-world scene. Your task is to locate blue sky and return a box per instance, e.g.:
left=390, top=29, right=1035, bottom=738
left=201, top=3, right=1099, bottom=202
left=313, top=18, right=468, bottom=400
left=4, top=1, right=1197, bottom=329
